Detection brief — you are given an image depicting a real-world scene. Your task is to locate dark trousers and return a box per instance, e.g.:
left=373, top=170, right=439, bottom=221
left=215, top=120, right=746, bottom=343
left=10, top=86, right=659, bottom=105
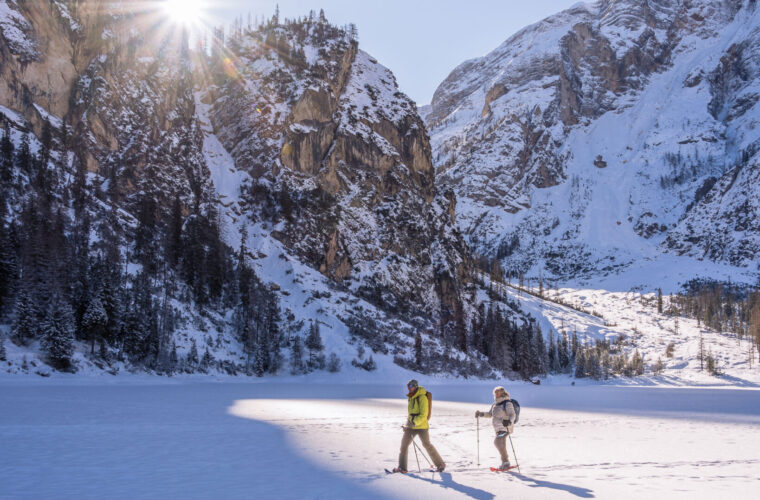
left=494, top=433, right=509, bottom=463
left=398, top=428, right=445, bottom=470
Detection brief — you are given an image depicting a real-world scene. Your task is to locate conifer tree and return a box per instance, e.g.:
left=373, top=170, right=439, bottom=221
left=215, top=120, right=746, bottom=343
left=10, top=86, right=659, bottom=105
left=200, top=348, right=214, bottom=373
left=414, top=332, right=423, bottom=369
left=187, top=338, right=199, bottom=370
left=630, top=349, right=644, bottom=376
left=253, top=343, right=266, bottom=377
left=42, top=297, right=75, bottom=371
left=290, top=335, right=305, bottom=375
left=11, top=290, right=37, bottom=345
left=574, top=346, right=586, bottom=378
left=82, top=292, right=108, bottom=355
left=0, top=334, right=6, bottom=361
left=322, top=351, right=338, bottom=373
left=15, top=133, right=31, bottom=174
left=305, top=321, right=324, bottom=355
left=1, top=122, right=14, bottom=182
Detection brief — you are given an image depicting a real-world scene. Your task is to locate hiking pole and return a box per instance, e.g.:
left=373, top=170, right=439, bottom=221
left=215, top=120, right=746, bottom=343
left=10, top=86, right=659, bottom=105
left=476, top=415, right=480, bottom=467
left=508, top=434, right=520, bottom=474
left=413, top=438, right=432, bottom=468
left=412, top=437, right=422, bottom=472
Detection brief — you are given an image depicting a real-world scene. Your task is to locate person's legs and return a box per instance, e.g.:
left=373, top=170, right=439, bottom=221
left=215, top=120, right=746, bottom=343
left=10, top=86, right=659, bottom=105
left=397, top=427, right=414, bottom=470
left=417, top=429, right=445, bottom=468
left=494, top=433, right=509, bottom=464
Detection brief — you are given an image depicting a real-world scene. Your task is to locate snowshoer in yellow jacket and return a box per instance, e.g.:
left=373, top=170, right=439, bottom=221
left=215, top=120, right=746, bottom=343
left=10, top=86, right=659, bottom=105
left=391, top=379, right=446, bottom=473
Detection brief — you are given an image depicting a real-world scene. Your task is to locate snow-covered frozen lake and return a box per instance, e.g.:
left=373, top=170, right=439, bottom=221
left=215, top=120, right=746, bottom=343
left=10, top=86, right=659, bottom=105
left=1, top=379, right=759, bottom=499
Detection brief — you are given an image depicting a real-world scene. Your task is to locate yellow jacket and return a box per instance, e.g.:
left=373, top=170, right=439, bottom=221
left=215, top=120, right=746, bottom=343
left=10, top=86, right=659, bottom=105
left=407, top=386, right=429, bottom=430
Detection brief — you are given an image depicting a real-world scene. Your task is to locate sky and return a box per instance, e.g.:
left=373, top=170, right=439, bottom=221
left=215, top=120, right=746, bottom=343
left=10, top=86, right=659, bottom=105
left=202, top=1, right=583, bottom=105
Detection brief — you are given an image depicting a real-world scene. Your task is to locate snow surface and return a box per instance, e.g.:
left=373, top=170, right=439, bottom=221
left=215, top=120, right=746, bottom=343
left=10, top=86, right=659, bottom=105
left=499, top=280, right=760, bottom=387
left=1, top=379, right=758, bottom=499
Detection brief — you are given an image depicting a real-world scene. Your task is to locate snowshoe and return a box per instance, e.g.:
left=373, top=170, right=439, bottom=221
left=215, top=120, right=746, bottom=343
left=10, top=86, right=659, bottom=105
left=385, top=467, right=408, bottom=474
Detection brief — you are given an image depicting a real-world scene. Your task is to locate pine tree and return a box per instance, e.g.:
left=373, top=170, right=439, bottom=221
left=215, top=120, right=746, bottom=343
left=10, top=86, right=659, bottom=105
left=587, top=348, right=601, bottom=380
left=630, top=349, right=644, bottom=376
left=11, top=290, right=37, bottom=345
left=253, top=344, right=266, bottom=377
left=559, top=332, right=570, bottom=372
left=327, top=352, right=340, bottom=372
left=0, top=334, right=6, bottom=361
left=187, top=338, right=199, bottom=370
left=82, top=293, right=108, bottom=355
left=200, top=348, right=214, bottom=373
left=601, top=351, right=611, bottom=380
left=1, top=122, right=14, bottom=182
left=15, top=133, right=31, bottom=174
left=364, top=355, right=376, bottom=371
left=706, top=350, right=718, bottom=375
left=699, top=331, right=705, bottom=371
left=653, top=356, right=664, bottom=375
left=290, top=335, right=305, bottom=375
left=657, top=288, right=663, bottom=314
left=414, top=332, right=423, bottom=369
left=574, top=346, right=586, bottom=378
left=305, top=321, right=324, bottom=367
left=42, top=297, right=75, bottom=371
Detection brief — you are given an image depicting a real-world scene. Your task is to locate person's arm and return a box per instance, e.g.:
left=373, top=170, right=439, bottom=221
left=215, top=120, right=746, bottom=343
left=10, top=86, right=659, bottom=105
left=475, top=405, right=493, bottom=418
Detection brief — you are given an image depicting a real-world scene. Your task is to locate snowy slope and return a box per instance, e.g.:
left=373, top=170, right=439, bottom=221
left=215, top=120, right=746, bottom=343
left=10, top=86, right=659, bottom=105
left=427, top=0, right=760, bottom=279
left=498, top=280, right=760, bottom=386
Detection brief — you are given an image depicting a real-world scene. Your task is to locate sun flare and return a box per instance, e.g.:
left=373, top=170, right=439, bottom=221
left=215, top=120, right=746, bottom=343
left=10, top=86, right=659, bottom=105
left=162, top=0, right=206, bottom=27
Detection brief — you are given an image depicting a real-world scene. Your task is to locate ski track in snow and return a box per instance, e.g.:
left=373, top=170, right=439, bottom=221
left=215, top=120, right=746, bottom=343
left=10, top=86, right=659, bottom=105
left=0, top=381, right=759, bottom=499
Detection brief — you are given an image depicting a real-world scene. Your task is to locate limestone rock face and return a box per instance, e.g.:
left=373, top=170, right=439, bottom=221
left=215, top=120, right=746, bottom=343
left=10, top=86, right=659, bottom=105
left=427, top=0, right=760, bottom=275
left=204, top=23, right=470, bottom=318
left=0, top=1, right=212, bottom=210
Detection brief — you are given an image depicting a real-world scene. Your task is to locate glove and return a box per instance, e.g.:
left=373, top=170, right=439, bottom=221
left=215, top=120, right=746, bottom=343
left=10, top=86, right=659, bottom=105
left=475, top=411, right=482, bottom=418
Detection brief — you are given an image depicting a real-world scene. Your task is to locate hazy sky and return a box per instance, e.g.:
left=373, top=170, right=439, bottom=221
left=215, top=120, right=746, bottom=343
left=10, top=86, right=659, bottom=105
left=205, top=1, right=581, bottom=104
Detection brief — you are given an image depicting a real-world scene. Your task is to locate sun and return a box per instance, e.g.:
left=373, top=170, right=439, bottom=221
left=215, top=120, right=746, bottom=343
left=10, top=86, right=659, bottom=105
left=162, top=0, right=206, bottom=27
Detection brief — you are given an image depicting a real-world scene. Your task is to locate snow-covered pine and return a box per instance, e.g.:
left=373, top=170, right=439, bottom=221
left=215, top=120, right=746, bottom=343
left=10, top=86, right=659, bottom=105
left=10, top=290, right=36, bottom=346
left=290, top=335, right=306, bottom=375
left=41, top=295, right=75, bottom=371
left=81, top=293, right=107, bottom=355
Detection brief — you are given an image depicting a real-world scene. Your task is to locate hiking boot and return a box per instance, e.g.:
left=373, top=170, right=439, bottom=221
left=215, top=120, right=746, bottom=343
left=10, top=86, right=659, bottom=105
left=498, top=461, right=511, bottom=471
left=431, top=464, right=445, bottom=472
left=391, top=467, right=407, bottom=474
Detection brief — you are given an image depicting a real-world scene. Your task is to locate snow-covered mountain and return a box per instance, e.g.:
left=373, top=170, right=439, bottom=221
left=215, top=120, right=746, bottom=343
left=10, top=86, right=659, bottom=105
left=426, top=0, right=760, bottom=279
left=0, top=1, right=488, bottom=377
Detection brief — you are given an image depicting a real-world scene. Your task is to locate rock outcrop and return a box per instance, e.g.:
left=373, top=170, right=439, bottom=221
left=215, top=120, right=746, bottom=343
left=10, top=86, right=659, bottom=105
left=202, top=22, right=471, bottom=319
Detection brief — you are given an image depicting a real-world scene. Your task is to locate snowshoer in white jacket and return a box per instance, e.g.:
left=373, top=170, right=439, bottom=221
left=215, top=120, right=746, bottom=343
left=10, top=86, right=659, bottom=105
left=475, top=386, right=516, bottom=470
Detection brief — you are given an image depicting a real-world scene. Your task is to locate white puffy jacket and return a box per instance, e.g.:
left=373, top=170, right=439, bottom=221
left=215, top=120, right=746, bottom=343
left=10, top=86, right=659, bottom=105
left=483, top=394, right=516, bottom=435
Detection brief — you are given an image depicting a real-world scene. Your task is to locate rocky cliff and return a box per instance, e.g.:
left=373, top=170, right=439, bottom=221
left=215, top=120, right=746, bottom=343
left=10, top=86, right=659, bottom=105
left=0, top=1, right=478, bottom=376
left=201, top=20, right=471, bottom=319
left=426, top=0, right=760, bottom=278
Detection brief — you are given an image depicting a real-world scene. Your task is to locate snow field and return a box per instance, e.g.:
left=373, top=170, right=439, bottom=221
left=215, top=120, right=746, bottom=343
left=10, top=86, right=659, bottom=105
left=1, top=381, right=759, bottom=499
left=503, top=282, right=760, bottom=386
